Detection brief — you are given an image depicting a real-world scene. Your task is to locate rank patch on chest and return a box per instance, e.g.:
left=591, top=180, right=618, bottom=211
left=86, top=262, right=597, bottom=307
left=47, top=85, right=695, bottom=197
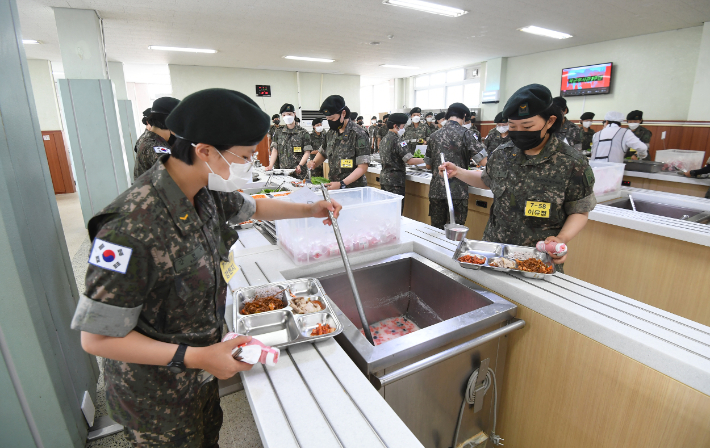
left=153, top=146, right=171, bottom=154
left=524, top=201, right=550, bottom=218
left=293, top=146, right=302, bottom=153
left=88, top=238, right=133, bottom=274
left=340, top=159, right=353, bottom=168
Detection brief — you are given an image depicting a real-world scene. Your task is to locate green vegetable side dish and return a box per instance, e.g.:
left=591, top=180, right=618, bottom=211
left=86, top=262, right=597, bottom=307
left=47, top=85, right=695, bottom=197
left=310, top=177, right=329, bottom=185
left=413, top=149, right=425, bottom=158
left=258, top=189, right=277, bottom=194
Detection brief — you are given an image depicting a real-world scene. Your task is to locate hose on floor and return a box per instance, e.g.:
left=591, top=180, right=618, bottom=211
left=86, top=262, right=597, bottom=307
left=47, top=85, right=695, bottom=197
left=450, top=367, right=502, bottom=448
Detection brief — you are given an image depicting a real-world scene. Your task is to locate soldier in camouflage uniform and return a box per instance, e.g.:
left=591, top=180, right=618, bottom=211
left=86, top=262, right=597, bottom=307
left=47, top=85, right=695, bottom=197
left=368, top=116, right=379, bottom=151
left=579, top=112, right=596, bottom=152
left=439, top=84, right=597, bottom=272
left=425, top=103, right=488, bottom=229
left=552, top=96, right=582, bottom=150
left=483, top=112, right=511, bottom=154
left=268, top=114, right=281, bottom=141
left=435, top=112, right=446, bottom=129
left=133, top=97, right=180, bottom=180
left=377, top=114, right=390, bottom=150
left=379, top=113, right=425, bottom=212
left=134, top=107, right=152, bottom=154
left=307, top=95, right=371, bottom=190
left=403, top=107, right=432, bottom=154
left=71, top=88, right=342, bottom=447
left=267, top=103, right=312, bottom=176
left=425, top=111, right=437, bottom=133
left=626, top=110, right=652, bottom=160
left=308, top=118, right=326, bottom=178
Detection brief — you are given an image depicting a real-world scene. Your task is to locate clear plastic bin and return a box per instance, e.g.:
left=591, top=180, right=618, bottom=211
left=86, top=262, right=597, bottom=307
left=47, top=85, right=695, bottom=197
left=655, top=149, right=705, bottom=172
left=590, top=161, right=625, bottom=198
left=276, top=187, right=403, bottom=264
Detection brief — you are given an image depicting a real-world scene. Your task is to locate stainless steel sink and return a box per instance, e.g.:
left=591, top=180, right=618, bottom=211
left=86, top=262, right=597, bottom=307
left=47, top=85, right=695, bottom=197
left=604, top=198, right=710, bottom=222
left=315, top=252, right=519, bottom=447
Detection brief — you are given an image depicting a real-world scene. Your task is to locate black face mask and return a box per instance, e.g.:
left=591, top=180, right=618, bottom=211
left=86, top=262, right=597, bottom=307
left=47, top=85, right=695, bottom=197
left=509, top=127, right=548, bottom=151
left=328, top=113, right=345, bottom=131
left=274, top=120, right=280, bottom=125
left=357, top=121, right=363, bottom=125
left=167, top=133, right=176, bottom=146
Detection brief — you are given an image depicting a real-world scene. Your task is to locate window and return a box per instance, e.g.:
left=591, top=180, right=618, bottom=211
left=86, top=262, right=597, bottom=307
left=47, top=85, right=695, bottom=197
left=430, top=72, right=446, bottom=86
left=464, top=83, right=480, bottom=109
left=413, top=66, right=481, bottom=110
left=416, top=75, right=429, bottom=88
left=429, top=87, right=445, bottom=109
left=446, top=85, right=463, bottom=105
left=447, top=68, right=464, bottom=83
left=416, top=90, right=429, bottom=109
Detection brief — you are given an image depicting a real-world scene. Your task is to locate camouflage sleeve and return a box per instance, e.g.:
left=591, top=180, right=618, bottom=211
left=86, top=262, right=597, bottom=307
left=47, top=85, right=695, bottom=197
left=564, top=159, right=597, bottom=215
left=424, top=138, right=433, bottom=166
left=218, top=191, right=256, bottom=224
left=301, top=130, right=313, bottom=152
left=71, top=229, right=155, bottom=337
left=466, top=132, right=488, bottom=165
left=355, top=131, right=370, bottom=165
left=395, top=138, right=413, bottom=162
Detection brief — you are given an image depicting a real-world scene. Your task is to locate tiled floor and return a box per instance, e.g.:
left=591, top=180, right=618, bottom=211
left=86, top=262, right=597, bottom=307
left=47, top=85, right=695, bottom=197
left=55, top=194, right=263, bottom=448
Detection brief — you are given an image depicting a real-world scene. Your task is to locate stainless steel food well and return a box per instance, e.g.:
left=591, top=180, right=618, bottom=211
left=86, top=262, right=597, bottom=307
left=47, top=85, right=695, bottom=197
left=604, top=197, right=710, bottom=222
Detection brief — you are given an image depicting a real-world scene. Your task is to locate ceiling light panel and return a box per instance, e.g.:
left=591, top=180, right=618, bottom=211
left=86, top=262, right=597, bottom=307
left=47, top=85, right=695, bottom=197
left=381, top=64, right=419, bottom=69
left=383, top=0, right=467, bottom=17
left=22, top=39, right=40, bottom=44
left=519, top=26, right=572, bottom=39
left=284, top=56, right=334, bottom=62
left=148, top=46, right=217, bottom=53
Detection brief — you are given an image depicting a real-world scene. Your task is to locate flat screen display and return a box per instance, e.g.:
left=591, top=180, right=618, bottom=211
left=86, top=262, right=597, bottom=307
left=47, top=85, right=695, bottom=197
left=560, top=62, right=612, bottom=97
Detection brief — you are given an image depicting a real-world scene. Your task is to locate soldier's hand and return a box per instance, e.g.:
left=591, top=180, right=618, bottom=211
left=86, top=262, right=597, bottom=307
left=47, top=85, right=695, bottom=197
left=307, top=160, right=316, bottom=170
left=295, top=165, right=302, bottom=175
left=545, top=236, right=568, bottom=265
left=265, top=165, right=274, bottom=171
left=195, top=335, right=254, bottom=379
left=326, top=182, right=341, bottom=191
left=439, top=162, right=460, bottom=179
left=310, top=199, right=342, bottom=225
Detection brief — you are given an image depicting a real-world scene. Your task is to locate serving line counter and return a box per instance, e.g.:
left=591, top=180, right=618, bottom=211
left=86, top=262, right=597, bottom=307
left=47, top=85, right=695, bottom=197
left=228, top=217, right=710, bottom=448
left=367, top=165, right=710, bottom=328
left=623, top=169, right=710, bottom=197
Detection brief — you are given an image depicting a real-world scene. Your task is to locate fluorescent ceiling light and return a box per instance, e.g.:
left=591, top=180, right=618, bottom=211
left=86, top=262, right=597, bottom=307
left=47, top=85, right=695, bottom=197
left=383, top=0, right=467, bottom=17
left=148, top=46, right=216, bottom=53
left=381, top=64, right=419, bottom=69
left=519, top=26, right=572, bottom=39
left=52, top=72, right=64, bottom=77
left=23, top=39, right=40, bottom=44
left=284, top=56, right=334, bottom=63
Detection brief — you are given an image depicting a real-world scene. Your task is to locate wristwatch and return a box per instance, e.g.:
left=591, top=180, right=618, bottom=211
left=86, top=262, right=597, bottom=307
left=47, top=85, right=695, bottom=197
left=340, top=180, right=347, bottom=189
left=167, top=343, right=188, bottom=373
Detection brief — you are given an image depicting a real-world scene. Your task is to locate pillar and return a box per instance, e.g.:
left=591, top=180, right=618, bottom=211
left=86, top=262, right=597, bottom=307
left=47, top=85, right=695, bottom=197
left=0, top=0, right=99, bottom=446
left=688, top=22, right=710, bottom=121
left=26, top=59, right=63, bottom=131
left=54, top=8, right=131, bottom=225
left=482, top=57, right=507, bottom=120
left=108, top=61, right=138, bottom=179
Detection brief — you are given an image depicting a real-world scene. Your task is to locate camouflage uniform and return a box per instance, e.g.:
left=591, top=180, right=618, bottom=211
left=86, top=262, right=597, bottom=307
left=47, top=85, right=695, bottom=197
left=425, top=121, right=488, bottom=229
left=134, top=129, right=148, bottom=154
left=402, top=122, right=432, bottom=154
left=632, top=125, right=652, bottom=161
left=380, top=130, right=413, bottom=212
left=557, top=118, right=582, bottom=149
left=483, top=128, right=511, bottom=154
left=268, top=124, right=281, bottom=141
left=378, top=123, right=388, bottom=145
left=319, top=120, right=370, bottom=187
left=427, top=121, right=438, bottom=133
left=71, top=156, right=256, bottom=446
left=481, top=135, right=596, bottom=250
left=308, top=131, right=326, bottom=178
left=270, top=125, right=312, bottom=171
left=580, top=127, right=595, bottom=152
left=368, top=126, right=379, bottom=151
left=133, top=131, right=171, bottom=180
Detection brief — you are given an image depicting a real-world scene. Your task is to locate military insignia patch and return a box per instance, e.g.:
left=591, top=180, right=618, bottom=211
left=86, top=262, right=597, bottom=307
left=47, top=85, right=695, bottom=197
left=519, top=103, right=529, bottom=117
left=584, top=167, right=595, bottom=186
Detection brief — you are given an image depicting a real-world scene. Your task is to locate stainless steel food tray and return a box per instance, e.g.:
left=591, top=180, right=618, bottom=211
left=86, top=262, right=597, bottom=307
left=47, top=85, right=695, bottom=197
left=624, top=160, right=663, bottom=173
left=453, top=239, right=556, bottom=280
left=231, top=278, right=343, bottom=348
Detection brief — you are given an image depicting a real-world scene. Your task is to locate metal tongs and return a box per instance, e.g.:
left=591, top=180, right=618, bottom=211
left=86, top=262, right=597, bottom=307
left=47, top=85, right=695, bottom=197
left=320, top=184, right=375, bottom=345
left=306, top=166, right=313, bottom=186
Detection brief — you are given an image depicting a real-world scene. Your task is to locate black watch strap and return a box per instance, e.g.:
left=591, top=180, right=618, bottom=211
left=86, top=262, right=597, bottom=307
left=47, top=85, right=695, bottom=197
left=167, top=343, right=188, bottom=373
left=340, top=180, right=347, bottom=189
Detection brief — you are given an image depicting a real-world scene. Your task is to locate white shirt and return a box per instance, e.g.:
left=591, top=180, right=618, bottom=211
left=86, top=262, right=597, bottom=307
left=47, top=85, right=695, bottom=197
left=591, top=124, right=648, bottom=163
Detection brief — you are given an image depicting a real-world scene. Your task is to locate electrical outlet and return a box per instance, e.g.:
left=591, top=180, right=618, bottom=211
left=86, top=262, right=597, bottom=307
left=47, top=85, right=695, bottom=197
left=661, top=131, right=666, bottom=139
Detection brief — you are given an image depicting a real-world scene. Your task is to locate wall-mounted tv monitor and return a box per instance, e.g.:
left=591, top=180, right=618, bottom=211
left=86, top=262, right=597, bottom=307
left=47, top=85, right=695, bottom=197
left=560, top=62, right=612, bottom=97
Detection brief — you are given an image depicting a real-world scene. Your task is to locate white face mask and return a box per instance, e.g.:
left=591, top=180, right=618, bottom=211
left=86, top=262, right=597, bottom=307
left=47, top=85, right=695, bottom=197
left=426, top=117, right=434, bottom=122
left=412, top=116, right=421, bottom=123
left=440, top=120, right=447, bottom=126
left=463, top=123, right=472, bottom=129
left=497, top=125, right=509, bottom=134
left=371, top=120, right=376, bottom=124
left=282, top=115, right=295, bottom=125
left=314, top=125, right=323, bottom=132
left=203, top=148, right=252, bottom=192
left=582, top=121, right=592, bottom=128
left=397, top=127, right=406, bottom=136
left=628, top=123, right=640, bottom=130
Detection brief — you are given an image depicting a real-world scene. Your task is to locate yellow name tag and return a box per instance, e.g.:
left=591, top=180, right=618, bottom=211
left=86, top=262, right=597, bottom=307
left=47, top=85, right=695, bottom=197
left=525, top=201, right=551, bottom=218
left=220, top=252, right=239, bottom=283
left=341, top=159, right=353, bottom=168
left=293, top=146, right=302, bottom=153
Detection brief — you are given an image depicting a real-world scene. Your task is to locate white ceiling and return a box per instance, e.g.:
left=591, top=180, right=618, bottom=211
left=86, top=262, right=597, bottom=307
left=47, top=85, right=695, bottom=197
left=17, top=0, right=710, bottom=84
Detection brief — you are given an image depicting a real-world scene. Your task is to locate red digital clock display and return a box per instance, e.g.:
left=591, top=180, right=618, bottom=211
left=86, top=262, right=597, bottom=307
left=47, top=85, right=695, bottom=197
left=256, top=85, right=271, bottom=97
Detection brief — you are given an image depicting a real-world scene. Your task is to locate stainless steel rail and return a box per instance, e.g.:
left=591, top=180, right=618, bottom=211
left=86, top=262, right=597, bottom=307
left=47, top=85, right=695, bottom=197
left=370, top=319, right=526, bottom=389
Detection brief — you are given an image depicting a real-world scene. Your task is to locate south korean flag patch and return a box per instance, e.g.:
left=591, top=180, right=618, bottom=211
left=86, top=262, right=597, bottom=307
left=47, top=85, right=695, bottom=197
left=399, top=141, right=407, bottom=147
left=88, top=238, right=133, bottom=274
left=153, top=146, right=171, bottom=154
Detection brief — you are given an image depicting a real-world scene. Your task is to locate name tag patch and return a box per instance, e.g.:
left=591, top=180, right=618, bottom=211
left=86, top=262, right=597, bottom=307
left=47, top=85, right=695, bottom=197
left=89, top=238, right=133, bottom=274
left=340, top=159, right=353, bottom=169
left=293, top=146, right=302, bottom=153
left=153, top=146, right=171, bottom=154
left=525, top=201, right=550, bottom=218
left=174, top=246, right=206, bottom=272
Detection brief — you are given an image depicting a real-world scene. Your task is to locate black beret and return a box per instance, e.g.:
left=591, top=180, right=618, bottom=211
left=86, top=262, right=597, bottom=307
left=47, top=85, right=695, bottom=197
left=319, top=95, right=346, bottom=116
left=371, top=116, right=377, bottom=119
left=552, top=96, right=567, bottom=111
left=388, top=113, right=408, bottom=125
left=166, top=88, right=270, bottom=147
left=280, top=103, right=295, bottom=114
left=377, top=120, right=383, bottom=124
left=151, top=97, right=180, bottom=115
left=446, top=102, right=469, bottom=119
left=435, top=112, right=445, bottom=120
left=494, top=112, right=506, bottom=124
left=503, top=84, right=553, bottom=120
left=410, top=107, right=422, bottom=115
left=383, top=114, right=390, bottom=120
left=580, top=112, right=595, bottom=120
left=312, top=117, right=323, bottom=125
left=425, top=111, right=433, bottom=117
left=272, top=114, right=280, bottom=120
left=142, top=107, right=152, bottom=118
left=350, top=112, right=358, bottom=120
left=627, top=110, right=643, bottom=120
left=357, top=116, right=363, bottom=120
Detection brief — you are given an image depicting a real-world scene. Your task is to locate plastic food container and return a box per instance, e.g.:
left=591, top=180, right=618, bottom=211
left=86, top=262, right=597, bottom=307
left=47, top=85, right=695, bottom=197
left=589, top=161, right=625, bottom=199
left=655, top=149, right=705, bottom=172
left=276, top=187, right=403, bottom=264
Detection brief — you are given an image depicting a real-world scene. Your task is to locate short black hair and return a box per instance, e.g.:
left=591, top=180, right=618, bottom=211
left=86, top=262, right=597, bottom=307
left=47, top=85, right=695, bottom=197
left=312, top=117, right=323, bottom=125
left=170, top=138, right=233, bottom=166
left=271, top=114, right=279, bottom=120
left=538, top=105, right=564, bottom=134
left=148, top=113, right=169, bottom=130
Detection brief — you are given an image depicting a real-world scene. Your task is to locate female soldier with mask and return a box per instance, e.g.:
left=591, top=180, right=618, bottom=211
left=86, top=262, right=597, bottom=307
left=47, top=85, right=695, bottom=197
left=439, top=84, right=596, bottom=270
left=71, top=88, right=342, bottom=447
left=134, top=97, right=180, bottom=180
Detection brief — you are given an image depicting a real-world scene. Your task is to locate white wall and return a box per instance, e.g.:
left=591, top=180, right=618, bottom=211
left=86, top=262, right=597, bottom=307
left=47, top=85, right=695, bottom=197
left=169, top=65, right=360, bottom=117
left=502, top=26, right=703, bottom=121
left=688, top=22, right=710, bottom=121
left=26, top=59, right=63, bottom=131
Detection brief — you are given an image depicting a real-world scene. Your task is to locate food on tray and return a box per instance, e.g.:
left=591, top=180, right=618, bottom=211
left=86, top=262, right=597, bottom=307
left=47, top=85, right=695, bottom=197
left=310, top=176, right=329, bottom=185
left=310, top=323, right=335, bottom=336
left=289, top=297, right=323, bottom=314
left=251, top=194, right=267, bottom=199
left=489, top=257, right=516, bottom=269
left=241, top=295, right=285, bottom=314
left=458, top=254, right=486, bottom=265
left=515, top=258, right=554, bottom=274
left=272, top=191, right=292, bottom=197
left=360, top=316, right=421, bottom=346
